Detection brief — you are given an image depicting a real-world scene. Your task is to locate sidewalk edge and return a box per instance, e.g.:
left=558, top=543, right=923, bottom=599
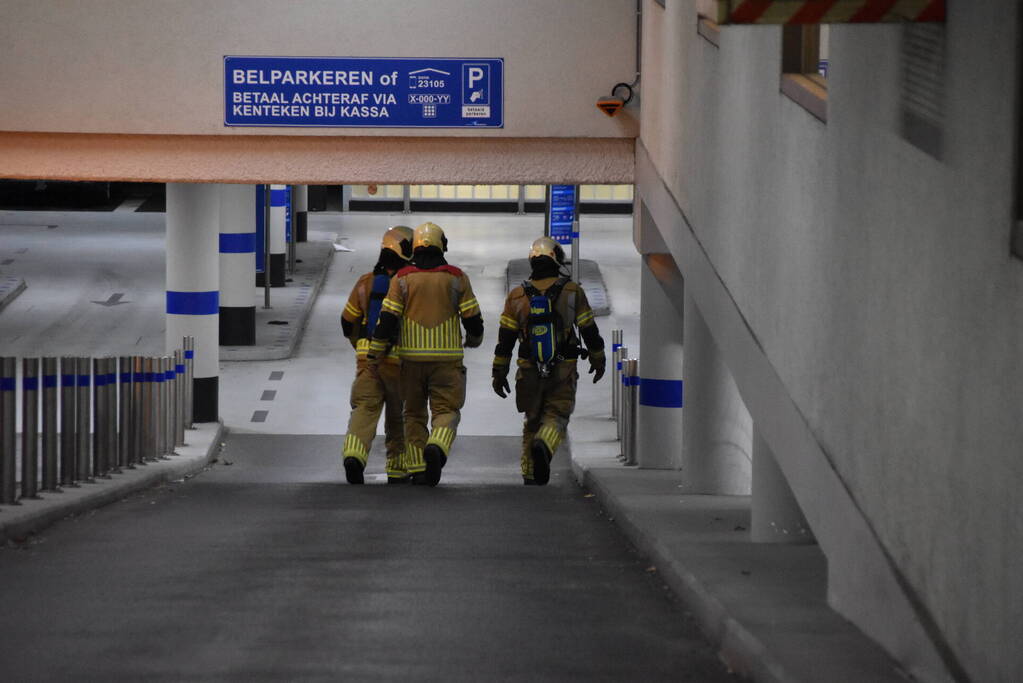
left=0, top=421, right=228, bottom=543
left=570, top=455, right=794, bottom=683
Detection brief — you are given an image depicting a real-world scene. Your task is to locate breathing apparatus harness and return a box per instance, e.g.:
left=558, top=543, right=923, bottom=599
left=521, top=275, right=587, bottom=378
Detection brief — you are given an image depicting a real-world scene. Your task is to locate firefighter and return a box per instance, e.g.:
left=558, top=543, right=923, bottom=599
left=367, top=221, right=483, bottom=486
left=491, top=236, right=605, bottom=485
left=340, top=225, right=413, bottom=484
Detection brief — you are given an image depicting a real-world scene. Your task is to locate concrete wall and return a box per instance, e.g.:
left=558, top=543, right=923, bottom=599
left=0, top=0, right=637, bottom=139
left=637, top=2, right=1023, bottom=682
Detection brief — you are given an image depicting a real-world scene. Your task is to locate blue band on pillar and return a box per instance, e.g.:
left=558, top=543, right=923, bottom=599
left=165, top=370, right=175, bottom=380
left=78, top=374, right=91, bottom=387
left=185, top=350, right=194, bottom=359
left=106, top=372, right=116, bottom=385
left=121, top=372, right=132, bottom=382
left=43, top=375, right=58, bottom=389
left=23, top=377, right=39, bottom=391
left=145, top=372, right=154, bottom=382
left=1, top=377, right=16, bottom=391
left=133, top=372, right=144, bottom=382
left=176, top=364, right=185, bottom=374
left=612, top=343, right=622, bottom=351
left=95, top=374, right=106, bottom=387
left=219, top=232, right=257, bottom=254
left=270, top=188, right=288, bottom=205
left=62, top=374, right=76, bottom=387
left=639, top=378, right=684, bottom=408
left=167, top=291, right=219, bottom=315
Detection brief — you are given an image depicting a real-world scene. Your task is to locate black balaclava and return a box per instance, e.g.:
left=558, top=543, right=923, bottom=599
left=529, top=255, right=561, bottom=280
left=413, top=245, right=447, bottom=269
left=374, top=248, right=408, bottom=275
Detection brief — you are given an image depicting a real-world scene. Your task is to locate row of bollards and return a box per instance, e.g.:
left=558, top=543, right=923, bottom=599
left=610, top=329, right=639, bottom=466
left=0, top=337, right=196, bottom=506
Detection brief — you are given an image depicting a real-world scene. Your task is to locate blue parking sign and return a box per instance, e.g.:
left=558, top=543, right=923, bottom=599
left=225, top=56, right=503, bottom=128
left=549, top=185, right=576, bottom=246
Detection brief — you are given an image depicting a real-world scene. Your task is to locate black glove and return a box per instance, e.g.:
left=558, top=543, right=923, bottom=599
left=464, top=333, right=483, bottom=348
left=587, top=351, right=606, bottom=384
left=492, top=366, right=510, bottom=398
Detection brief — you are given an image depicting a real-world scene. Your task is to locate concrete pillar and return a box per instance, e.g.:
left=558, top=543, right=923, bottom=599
left=680, top=288, right=752, bottom=494
left=219, top=184, right=256, bottom=346
left=636, top=255, right=684, bottom=469
left=166, top=183, right=219, bottom=423
left=267, top=184, right=287, bottom=287
left=293, top=185, right=308, bottom=242
left=752, top=425, right=813, bottom=543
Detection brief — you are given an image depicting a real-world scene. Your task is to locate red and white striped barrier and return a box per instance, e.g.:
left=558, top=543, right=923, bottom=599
left=708, top=0, right=945, bottom=24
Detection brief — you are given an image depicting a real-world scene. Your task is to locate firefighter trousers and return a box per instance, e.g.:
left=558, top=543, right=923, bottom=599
left=400, top=360, right=466, bottom=473
left=515, top=362, right=578, bottom=479
left=342, top=360, right=407, bottom=479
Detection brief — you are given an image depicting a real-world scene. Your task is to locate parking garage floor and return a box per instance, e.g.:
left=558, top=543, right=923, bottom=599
left=0, top=206, right=907, bottom=681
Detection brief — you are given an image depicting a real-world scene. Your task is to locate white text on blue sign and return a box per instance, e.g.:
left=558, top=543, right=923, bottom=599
left=224, top=57, right=503, bottom=128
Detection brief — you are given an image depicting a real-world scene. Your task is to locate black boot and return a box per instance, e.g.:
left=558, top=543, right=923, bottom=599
left=531, top=441, right=551, bottom=486
left=343, top=457, right=365, bottom=485
left=423, top=444, right=447, bottom=487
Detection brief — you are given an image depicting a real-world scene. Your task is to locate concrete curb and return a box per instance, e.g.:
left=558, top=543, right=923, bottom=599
left=570, top=456, right=792, bottom=683
left=567, top=427, right=909, bottom=683
left=0, top=421, right=227, bottom=543
left=221, top=240, right=334, bottom=362
left=0, top=275, right=26, bottom=313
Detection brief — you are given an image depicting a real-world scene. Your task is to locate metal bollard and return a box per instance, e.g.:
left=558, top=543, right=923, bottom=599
left=174, top=349, right=185, bottom=447
left=104, top=359, right=118, bottom=474
left=617, top=357, right=626, bottom=464
left=183, top=336, right=194, bottom=429
left=0, top=358, right=17, bottom=504
left=119, top=357, right=133, bottom=469
left=143, top=357, right=156, bottom=462
left=613, top=347, right=621, bottom=443
left=93, top=358, right=109, bottom=478
left=21, top=357, right=41, bottom=499
left=76, top=357, right=94, bottom=483
left=624, top=359, right=640, bottom=466
left=41, top=357, right=59, bottom=491
left=155, top=357, right=167, bottom=459
left=132, top=357, right=145, bottom=465
left=163, top=356, right=175, bottom=455
left=611, top=344, right=617, bottom=420
left=146, top=355, right=157, bottom=462
left=1, top=358, right=17, bottom=504
left=611, top=330, right=622, bottom=420
left=60, top=357, right=78, bottom=486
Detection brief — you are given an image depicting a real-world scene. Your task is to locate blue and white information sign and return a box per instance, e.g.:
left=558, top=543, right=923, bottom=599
left=225, top=56, right=503, bottom=128
left=549, top=185, right=577, bottom=246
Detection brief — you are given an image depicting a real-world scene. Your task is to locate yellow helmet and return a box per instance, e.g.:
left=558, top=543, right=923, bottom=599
left=413, top=221, right=447, bottom=251
left=381, top=225, right=413, bottom=260
left=528, top=236, right=565, bottom=264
